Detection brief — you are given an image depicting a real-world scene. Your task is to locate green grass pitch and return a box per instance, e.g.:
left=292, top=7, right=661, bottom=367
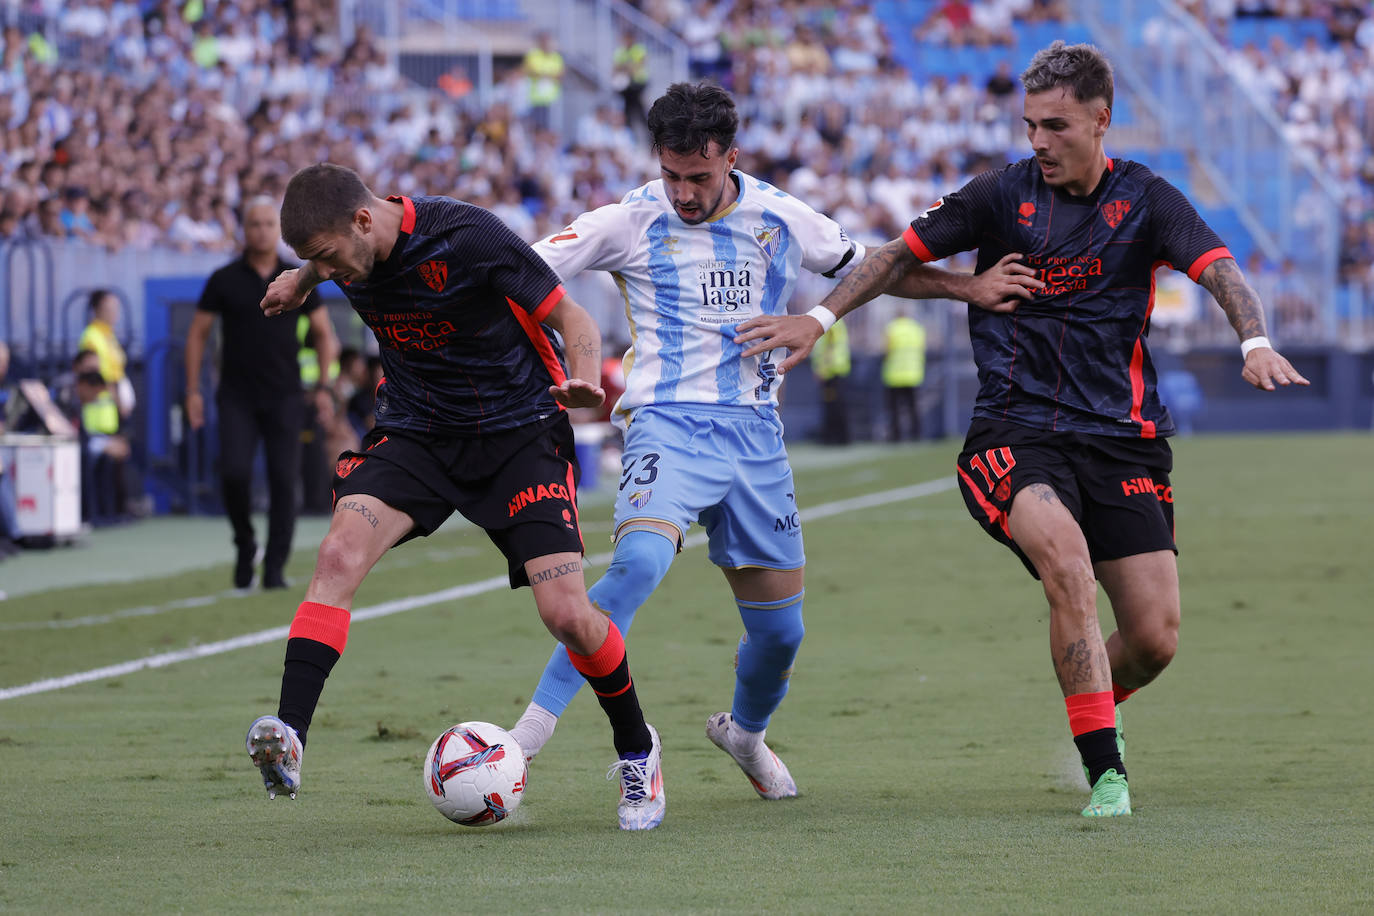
left=1, top=433, right=1370, bottom=913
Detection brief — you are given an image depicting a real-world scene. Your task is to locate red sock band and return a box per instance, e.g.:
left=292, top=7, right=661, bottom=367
left=1112, top=682, right=1138, bottom=705
left=288, top=601, right=350, bottom=654
left=566, top=621, right=626, bottom=679
left=1065, top=690, right=1116, bottom=736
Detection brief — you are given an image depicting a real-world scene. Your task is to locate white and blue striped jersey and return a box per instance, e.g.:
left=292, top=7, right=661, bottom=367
left=533, top=169, right=863, bottom=419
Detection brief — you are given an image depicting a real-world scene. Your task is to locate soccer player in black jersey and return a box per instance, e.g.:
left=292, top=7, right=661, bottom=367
left=737, top=41, right=1307, bottom=817
left=243, top=163, right=665, bottom=830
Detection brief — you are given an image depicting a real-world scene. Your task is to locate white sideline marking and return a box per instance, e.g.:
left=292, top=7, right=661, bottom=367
left=0, top=477, right=955, bottom=701
left=0, top=592, right=242, bottom=631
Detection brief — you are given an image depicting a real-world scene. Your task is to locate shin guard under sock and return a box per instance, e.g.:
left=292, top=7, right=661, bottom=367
left=278, top=601, right=350, bottom=746
left=1066, top=690, right=1124, bottom=785
left=731, top=591, right=805, bottom=733
left=566, top=621, right=651, bottom=755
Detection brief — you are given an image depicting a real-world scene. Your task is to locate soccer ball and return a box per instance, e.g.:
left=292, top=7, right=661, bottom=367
left=422, top=721, right=527, bottom=826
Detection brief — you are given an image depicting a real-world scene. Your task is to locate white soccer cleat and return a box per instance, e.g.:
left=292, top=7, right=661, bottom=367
left=706, top=712, right=798, bottom=800
left=246, top=715, right=303, bottom=800
left=605, top=724, right=665, bottom=830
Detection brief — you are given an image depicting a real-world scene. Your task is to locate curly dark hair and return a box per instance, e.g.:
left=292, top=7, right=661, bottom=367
left=646, top=82, right=739, bottom=158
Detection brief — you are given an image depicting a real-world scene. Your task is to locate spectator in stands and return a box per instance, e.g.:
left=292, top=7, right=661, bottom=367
left=521, top=31, right=565, bottom=131
left=186, top=195, right=337, bottom=589
left=51, top=349, right=101, bottom=424
left=881, top=306, right=927, bottom=442
left=78, top=289, right=135, bottom=423
left=683, top=0, right=728, bottom=82
left=73, top=364, right=130, bottom=525
left=59, top=186, right=98, bottom=242
left=613, top=29, right=650, bottom=133
left=918, top=0, right=977, bottom=47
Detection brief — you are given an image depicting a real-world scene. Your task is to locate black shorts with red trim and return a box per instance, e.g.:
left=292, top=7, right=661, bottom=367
left=331, top=413, right=583, bottom=588
left=955, top=418, right=1176, bottom=579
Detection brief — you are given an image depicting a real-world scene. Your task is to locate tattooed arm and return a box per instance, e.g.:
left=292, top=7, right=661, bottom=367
left=1197, top=258, right=1310, bottom=391
left=732, top=238, right=921, bottom=374
left=886, top=252, right=1043, bottom=313
left=734, top=240, right=1044, bottom=375
left=541, top=293, right=606, bottom=408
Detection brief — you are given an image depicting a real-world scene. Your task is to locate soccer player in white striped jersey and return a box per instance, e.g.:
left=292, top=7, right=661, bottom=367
left=510, top=82, right=1030, bottom=800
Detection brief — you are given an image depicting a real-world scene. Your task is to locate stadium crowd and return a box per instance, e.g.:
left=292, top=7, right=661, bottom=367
left=0, top=0, right=1368, bottom=320
left=1171, top=1, right=1374, bottom=294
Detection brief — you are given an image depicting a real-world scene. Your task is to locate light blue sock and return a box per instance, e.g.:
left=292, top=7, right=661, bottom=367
left=529, top=529, right=676, bottom=715
left=731, top=591, right=805, bottom=733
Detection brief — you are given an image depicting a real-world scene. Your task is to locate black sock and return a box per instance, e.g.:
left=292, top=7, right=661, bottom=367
left=277, top=638, right=340, bottom=747
left=577, top=653, right=652, bottom=755
left=1075, top=727, right=1125, bottom=786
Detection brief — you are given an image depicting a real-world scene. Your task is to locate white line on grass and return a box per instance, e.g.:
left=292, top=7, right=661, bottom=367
left=0, top=476, right=955, bottom=701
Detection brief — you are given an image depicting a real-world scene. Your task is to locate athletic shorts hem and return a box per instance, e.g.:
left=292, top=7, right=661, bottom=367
left=612, top=518, right=685, bottom=548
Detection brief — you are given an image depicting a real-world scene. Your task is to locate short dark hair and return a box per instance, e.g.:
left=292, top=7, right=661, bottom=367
left=280, top=163, right=373, bottom=250
left=646, top=82, right=739, bottom=158
left=1020, top=40, right=1114, bottom=110
left=86, top=288, right=113, bottom=314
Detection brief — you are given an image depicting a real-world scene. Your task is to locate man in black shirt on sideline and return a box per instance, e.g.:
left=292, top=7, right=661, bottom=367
left=186, top=196, right=340, bottom=590
left=736, top=41, right=1307, bottom=819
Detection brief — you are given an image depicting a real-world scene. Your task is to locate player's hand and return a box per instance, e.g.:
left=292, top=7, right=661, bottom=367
left=966, top=253, right=1043, bottom=313
left=733, top=314, right=824, bottom=375
left=1242, top=347, right=1310, bottom=392
left=261, top=269, right=309, bottom=317
left=186, top=391, right=205, bottom=430
left=550, top=378, right=605, bottom=409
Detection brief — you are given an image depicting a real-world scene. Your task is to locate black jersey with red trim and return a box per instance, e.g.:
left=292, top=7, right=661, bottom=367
left=904, top=157, right=1230, bottom=438
left=338, top=195, right=569, bottom=436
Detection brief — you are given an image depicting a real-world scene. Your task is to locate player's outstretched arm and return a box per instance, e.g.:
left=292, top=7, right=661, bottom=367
left=1198, top=257, right=1310, bottom=391
left=734, top=237, right=920, bottom=374
left=542, top=294, right=606, bottom=409
left=888, top=252, right=1044, bottom=312
left=260, top=265, right=322, bottom=317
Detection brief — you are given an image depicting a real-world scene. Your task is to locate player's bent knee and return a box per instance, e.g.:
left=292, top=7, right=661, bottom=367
left=595, top=529, right=675, bottom=607
left=750, top=626, right=804, bottom=659
left=1139, top=628, right=1178, bottom=674
left=1038, top=559, right=1096, bottom=606
left=738, top=591, right=806, bottom=658
left=313, top=534, right=367, bottom=582
left=535, top=592, right=599, bottom=646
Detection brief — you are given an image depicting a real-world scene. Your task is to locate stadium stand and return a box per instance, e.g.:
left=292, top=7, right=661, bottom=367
left=0, top=0, right=1368, bottom=512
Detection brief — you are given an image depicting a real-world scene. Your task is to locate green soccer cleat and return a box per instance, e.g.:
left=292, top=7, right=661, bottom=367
left=1081, top=768, right=1132, bottom=817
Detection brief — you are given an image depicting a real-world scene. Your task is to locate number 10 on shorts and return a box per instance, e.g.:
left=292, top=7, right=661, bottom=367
left=968, top=447, right=1016, bottom=493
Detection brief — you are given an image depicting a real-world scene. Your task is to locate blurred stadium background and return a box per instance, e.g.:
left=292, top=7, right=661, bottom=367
left=1, top=0, right=1371, bottom=522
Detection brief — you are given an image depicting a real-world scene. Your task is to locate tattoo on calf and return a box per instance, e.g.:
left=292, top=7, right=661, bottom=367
left=337, top=500, right=379, bottom=529
left=1060, top=638, right=1094, bottom=687
left=529, top=560, right=581, bottom=586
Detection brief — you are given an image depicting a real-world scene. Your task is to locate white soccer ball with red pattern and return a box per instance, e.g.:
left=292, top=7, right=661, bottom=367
left=422, top=721, right=527, bottom=826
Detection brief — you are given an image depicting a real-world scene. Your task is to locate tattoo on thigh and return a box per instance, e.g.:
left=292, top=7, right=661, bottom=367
left=529, top=560, right=581, bottom=586
left=337, top=500, right=379, bottom=529
left=1030, top=483, right=1060, bottom=505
